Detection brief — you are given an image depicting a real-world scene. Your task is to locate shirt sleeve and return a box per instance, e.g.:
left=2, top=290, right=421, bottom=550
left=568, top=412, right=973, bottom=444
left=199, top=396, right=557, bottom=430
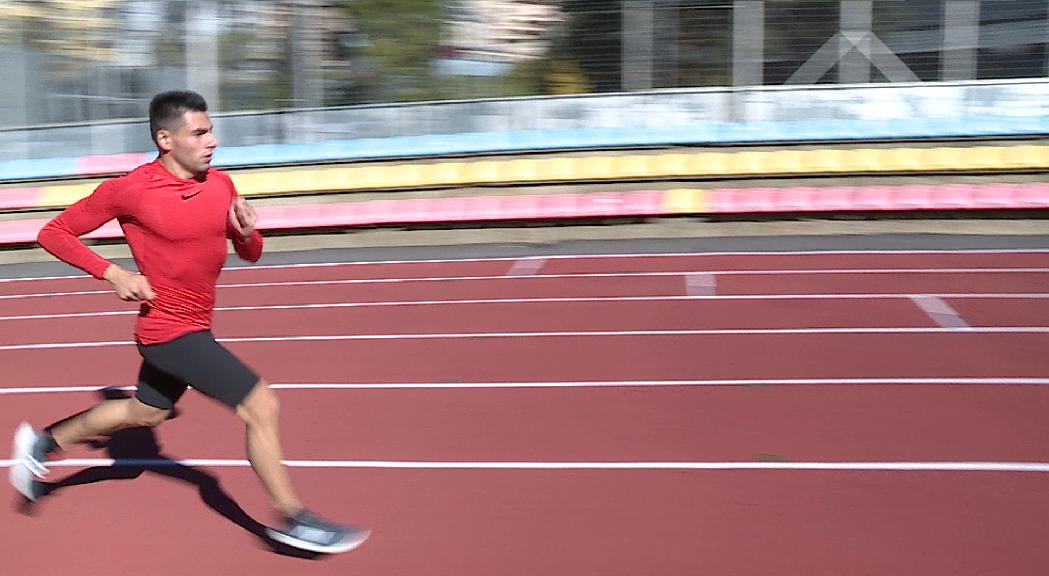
left=231, top=228, right=264, bottom=263
left=37, top=179, right=129, bottom=279
left=225, top=179, right=263, bottom=263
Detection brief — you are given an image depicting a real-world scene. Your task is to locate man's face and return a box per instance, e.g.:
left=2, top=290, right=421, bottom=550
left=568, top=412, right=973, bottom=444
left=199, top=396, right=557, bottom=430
left=157, top=110, right=217, bottom=177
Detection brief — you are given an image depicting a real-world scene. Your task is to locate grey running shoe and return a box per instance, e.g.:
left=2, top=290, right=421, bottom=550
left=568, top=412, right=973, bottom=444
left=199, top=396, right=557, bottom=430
left=265, top=509, right=371, bottom=554
left=9, top=423, right=50, bottom=501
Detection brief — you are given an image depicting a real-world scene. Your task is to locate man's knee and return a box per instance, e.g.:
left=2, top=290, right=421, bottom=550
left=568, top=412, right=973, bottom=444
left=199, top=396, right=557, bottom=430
left=128, top=399, right=171, bottom=428
left=237, top=380, right=279, bottom=425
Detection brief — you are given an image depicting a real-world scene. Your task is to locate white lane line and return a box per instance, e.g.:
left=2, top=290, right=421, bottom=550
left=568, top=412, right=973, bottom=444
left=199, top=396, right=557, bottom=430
left=912, top=296, right=971, bottom=329
left=506, top=258, right=546, bottom=276
left=0, top=290, right=110, bottom=301
left=0, top=310, right=137, bottom=321
left=215, top=267, right=1049, bottom=287
left=4, top=378, right=1049, bottom=395
left=0, top=327, right=1047, bottom=352
left=0, top=293, right=1047, bottom=323
left=4, top=248, right=1048, bottom=283
left=2, top=268, right=1048, bottom=300
left=685, top=273, right=717, bottom=296
left=0, top=385, right=136, bottom=395
left=0, top=458, right=1047, bottom=472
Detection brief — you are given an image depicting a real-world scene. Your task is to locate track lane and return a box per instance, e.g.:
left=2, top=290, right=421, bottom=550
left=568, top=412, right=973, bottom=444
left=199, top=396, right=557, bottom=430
left=539, top=250, right=1049, bottom=275
left=4, top=248, right=1049, bottom=575
left=0, top=299, right=941, bottom=345
left=3, top=466, right=1047, bottom=575
left=2, top=271, right=1048, bottom=318
left=945, top=298, right=1049, bottom=327
left=4, top=249, right=1047, bottom=296
left=2, top=332, right=1048, bottom=388
left=717, top=271, right=1049, bottom=295
left=3, top=383, right=1049, bottom=463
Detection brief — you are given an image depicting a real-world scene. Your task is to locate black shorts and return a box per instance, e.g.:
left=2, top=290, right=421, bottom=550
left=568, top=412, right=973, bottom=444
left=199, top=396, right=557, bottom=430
left=135, top=331, right=259, bottom=410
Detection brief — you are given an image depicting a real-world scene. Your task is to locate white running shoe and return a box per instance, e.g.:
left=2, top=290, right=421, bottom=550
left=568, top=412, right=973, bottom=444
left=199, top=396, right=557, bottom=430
left=9, top=423, right=48, bottom=501
left=266, top=509, right=371, bottom=554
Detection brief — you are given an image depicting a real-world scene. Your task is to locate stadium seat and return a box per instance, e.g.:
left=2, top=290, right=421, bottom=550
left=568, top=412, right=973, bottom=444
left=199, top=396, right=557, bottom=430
left=39, top=183, right=95, bottom=207
left=419, top=162, right=465, bottom=186
left=500, top=159, right=539, bottom=182
left=663, top=188, right=706, bottom=213
left=837, top=148, right=883, bottom=173
left=532, top=158, right=577, bottom=182
left=648, top=154, right=692, bottom=178
left=685, top=152, right=729, bottom=177
left=723, top=151, right=768, bottom=175
left=608, top=155, right=653, bottom=179
left=798, top=149, right=844, bottom=173
left=572, top=156, right=615, bottom=180
left=920, top=147, right=965, bottom=171
left=461, top=160, right=504, bottom=184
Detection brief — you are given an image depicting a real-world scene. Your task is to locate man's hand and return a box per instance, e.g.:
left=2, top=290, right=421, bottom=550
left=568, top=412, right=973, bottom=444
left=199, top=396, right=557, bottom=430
left=229, top=196, right=257, bottom=239
left=103, top=264, right=155, bottom=302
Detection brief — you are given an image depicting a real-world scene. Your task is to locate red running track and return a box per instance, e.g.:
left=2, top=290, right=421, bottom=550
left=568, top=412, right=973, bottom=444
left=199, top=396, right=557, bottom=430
left=3, top=249, right=1049, bottom=574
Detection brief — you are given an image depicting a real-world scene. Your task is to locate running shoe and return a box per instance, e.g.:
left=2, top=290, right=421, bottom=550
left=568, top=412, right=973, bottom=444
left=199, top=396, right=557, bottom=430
left=265, top=509, right=370, bottom=554
left=9, top=423, right=50, bottom=501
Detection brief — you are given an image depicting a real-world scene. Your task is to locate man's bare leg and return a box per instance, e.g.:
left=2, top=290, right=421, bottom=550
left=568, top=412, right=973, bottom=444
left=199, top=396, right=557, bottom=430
left=236, top=380, right=303, bottom=516
left=236, top=379, right=367, bottom=553
left=10, top=397, right=171, bottom=501
left=49, top=397, right=171, bottom=450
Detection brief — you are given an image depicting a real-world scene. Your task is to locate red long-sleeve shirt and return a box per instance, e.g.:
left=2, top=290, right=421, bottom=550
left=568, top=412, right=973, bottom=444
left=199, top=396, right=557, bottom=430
left=38, top=159, right=263, bottom=345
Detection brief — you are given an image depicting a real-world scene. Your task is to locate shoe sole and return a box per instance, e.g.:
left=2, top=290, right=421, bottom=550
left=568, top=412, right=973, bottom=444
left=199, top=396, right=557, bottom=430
left=264, top=527, right=371, bottom=554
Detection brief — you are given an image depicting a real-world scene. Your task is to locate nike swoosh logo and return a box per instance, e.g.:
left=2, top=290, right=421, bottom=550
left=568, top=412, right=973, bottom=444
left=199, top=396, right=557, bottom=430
left=182, top=190, right=201, bottom=199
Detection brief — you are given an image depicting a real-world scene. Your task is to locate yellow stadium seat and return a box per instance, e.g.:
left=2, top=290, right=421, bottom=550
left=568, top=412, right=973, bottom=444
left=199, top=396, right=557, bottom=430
left=878, top=148, right=924, bottom=172
left=278, top=169, right=315, bottom=192
left=230, top=173, right=264, bottom=195
left=348, top=166, right=388, bottom=189
left=648, top=154, right=692, bottom=178
left=461, top=160, right=503, bottom=184
left=685, top=152, right=729, bottom=177
left=265, top=171, right=303, bottom=194
left=39, top=183, right=96, bottom=207
left=798, top=149, right=843, bottom=173
left=572, top=156, right=615, bottom=180
left=920, top=147, right=964, bottom=171
left=304, top=168, right=354, bottom=192
left=267, top=172, right=297, bottom=194
left=663, top=188, right=707, bottom=214
left=957, top=147, right=1002, bottom=171
left=249, top=172, right=295, bottom=195
left=533, top=158, right=577, bottom=181
left=381, top=164, right=424, bottom=189
left=420, top=162, right=464, bottom=186
left=763, top=150, right=806, bottom=174
left=722, top=151, right=768, bottom=176
left=501, top=159, right=539, bottom=182
left=837, top=148, right=883, bottom=173
left=609, top=155, right=653, bottom=179
left=999, top=145, right=1049, bottom=169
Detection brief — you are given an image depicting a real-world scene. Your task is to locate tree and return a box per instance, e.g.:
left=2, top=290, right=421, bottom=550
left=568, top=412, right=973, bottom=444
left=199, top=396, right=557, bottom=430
left=562, top=0, right=622, bottom=92
left=335, top=0, right=443, bottom=103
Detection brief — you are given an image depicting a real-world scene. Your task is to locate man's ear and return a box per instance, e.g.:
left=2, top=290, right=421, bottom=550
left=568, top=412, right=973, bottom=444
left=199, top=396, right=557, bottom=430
left=155, top=129, right=173, bottom=153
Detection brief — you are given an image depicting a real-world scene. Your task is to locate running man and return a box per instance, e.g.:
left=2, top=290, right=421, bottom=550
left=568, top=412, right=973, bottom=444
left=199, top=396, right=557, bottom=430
left=8, top=90, right=369, bottom=554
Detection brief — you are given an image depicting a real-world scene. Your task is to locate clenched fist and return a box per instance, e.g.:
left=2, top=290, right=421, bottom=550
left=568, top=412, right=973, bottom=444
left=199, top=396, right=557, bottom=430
left=229, top=196, right=257, bottom=239
left=103, top=264, right=155, bottom=302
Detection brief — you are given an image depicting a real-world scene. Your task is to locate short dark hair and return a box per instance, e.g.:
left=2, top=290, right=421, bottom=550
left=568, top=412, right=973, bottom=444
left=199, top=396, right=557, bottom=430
left=148, top=90, right=208, bottom=144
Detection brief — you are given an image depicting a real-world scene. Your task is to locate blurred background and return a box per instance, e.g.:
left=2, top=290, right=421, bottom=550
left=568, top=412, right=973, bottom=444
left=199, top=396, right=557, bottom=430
left=2, top=1, right=1047, bottom=124
left=1, top=0, right=1048, bottom=238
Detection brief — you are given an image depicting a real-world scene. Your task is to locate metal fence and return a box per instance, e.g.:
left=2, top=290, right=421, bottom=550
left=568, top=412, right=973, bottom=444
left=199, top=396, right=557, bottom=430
left=1, top=78, right=1047, bottom=162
